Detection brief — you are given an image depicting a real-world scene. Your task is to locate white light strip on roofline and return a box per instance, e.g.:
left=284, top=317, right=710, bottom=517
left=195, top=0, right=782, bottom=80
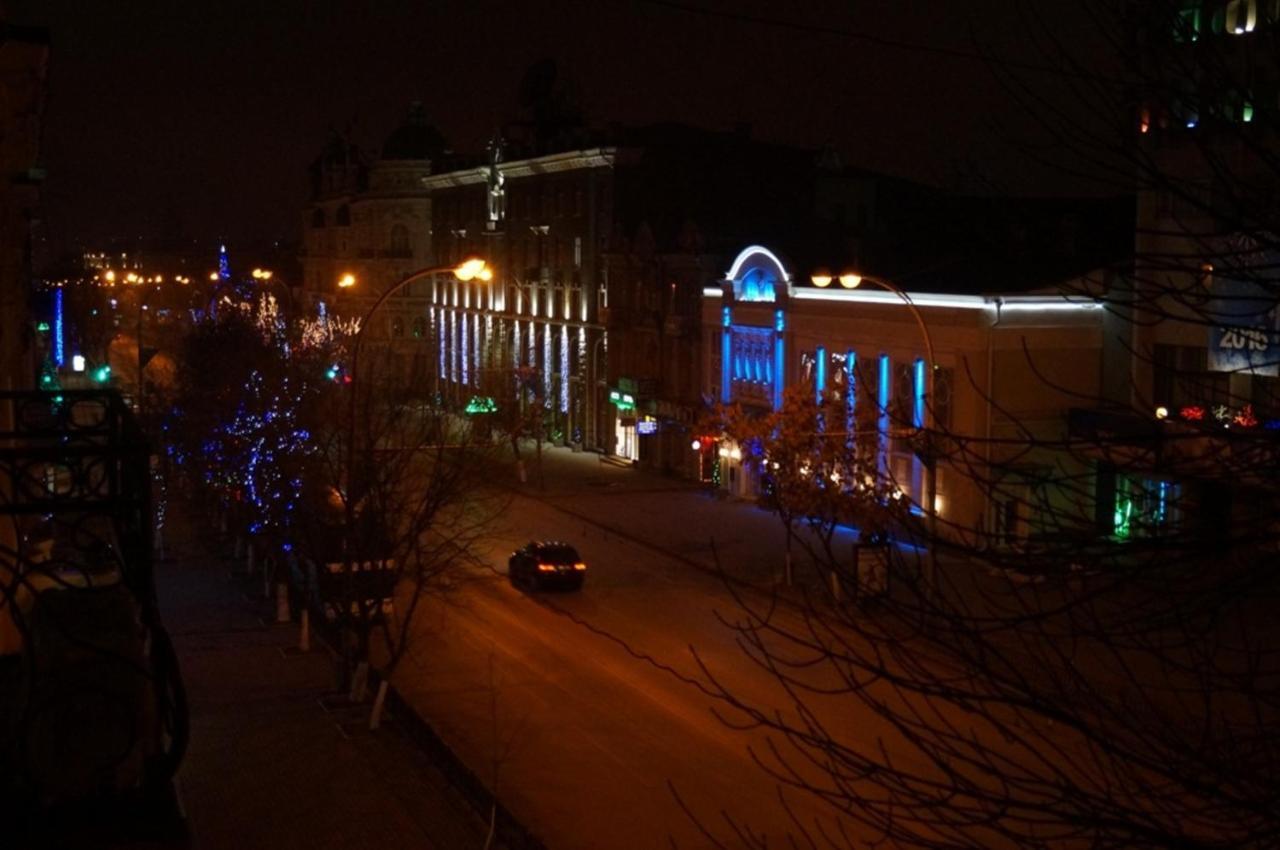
left=703, top=286, right=725, bottom=298
left=790, top=287, right=1102, bottom=311
left=996, top=299, right=1103, bottom=311
left=791, top=288, right=988, bottom=310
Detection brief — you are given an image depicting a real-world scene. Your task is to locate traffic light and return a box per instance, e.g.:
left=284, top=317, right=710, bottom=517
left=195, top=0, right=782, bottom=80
left=91, top=365, right=112, bottom=383
left=326, top=364, right=342, bottom=381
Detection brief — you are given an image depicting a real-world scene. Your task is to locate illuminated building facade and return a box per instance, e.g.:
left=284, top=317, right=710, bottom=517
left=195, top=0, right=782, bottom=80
left=300, top=103, right=444, bottom=384
left=704, top=245, right=1117, bottom=546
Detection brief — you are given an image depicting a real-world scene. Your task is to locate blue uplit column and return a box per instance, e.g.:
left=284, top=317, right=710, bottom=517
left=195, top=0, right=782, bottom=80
left=846, top=350, right=857, bottom=448
left=913, top=357, right=926, bottom=502
left=773, top=309, right=785, bottom=411
left=816, top=346, right=826, bottom=403
left=721, top=306, right=732, bottom=404
left=878, top=354, right=891, bottom=480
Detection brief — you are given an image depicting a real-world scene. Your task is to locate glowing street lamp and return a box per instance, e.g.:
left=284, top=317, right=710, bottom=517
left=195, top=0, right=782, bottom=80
left=209, top=272, right=219, bottom=282
left=338, top=272, right=356, bottom=289
left=455, top=258, right=493, bottom=282
left=252, top=268, right=274, bottom=281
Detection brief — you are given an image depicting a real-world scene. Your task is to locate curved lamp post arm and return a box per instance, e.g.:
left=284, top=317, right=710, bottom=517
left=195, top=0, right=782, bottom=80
left=344, top=260, right=490, bottom=496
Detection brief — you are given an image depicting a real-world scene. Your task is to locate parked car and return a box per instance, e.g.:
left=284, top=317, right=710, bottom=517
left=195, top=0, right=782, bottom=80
left=508, top=542, right=586, bottom=591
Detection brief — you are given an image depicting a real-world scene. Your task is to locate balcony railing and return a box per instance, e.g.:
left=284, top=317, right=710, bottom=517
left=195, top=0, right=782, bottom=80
left=1, top=390, right=186, bottom=811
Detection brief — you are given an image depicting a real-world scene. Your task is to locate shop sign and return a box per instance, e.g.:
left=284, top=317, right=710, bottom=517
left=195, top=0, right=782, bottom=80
left=608, top=388, right=636, bottom=410
left=637, top=417, right=659, bottom=435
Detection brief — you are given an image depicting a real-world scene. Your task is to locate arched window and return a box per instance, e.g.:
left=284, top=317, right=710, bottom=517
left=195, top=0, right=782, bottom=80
left=336, top=204, right=351, bottom=226
left=389, top=223, right=411, bottom=256
left=311, top=208, right=326, bottom=228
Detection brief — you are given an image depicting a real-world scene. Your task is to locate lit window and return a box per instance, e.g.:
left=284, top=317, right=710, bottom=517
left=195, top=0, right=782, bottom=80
left=1243, top=102, right=1255, bottom=122
left=1226, top=0, right=1257, bottom=33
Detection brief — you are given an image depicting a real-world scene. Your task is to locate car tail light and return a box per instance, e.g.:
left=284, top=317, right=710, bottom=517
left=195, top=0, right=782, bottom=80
left=573, top=562, right=587, bottom=571
left=537, top=563, right=557, bottom=572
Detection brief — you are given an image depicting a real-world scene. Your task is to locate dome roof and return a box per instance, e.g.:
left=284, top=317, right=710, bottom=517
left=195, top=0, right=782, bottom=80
left=381, top=102, right=448, bottom=161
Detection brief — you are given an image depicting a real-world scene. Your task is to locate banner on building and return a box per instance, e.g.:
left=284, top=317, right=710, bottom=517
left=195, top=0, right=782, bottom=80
left=1208, top=234, right=1280, bottom=376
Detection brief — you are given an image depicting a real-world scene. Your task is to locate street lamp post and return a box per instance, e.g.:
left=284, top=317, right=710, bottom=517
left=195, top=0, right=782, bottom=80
left=812, top=269, right=940, bottom=590
left=336, top=257, right=490, bottom=689
left=342, top=258, right=492, bottom=495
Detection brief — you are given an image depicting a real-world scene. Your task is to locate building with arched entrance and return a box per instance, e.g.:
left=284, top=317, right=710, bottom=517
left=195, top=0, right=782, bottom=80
left=702, top=245, right=1118, bottom=547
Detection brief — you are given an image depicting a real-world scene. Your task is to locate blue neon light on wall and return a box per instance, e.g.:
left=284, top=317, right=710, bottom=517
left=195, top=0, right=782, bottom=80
left=721, top=329, right=732, bottom=403
left=816, top=346, right=826, bottom=402
left=914, top=357, right=926, bottom=428
left=846, top=350, right=857, bottom=445
left=878, top=354, right=890, bottom=477
left=53, top=287, right=65, bottom=367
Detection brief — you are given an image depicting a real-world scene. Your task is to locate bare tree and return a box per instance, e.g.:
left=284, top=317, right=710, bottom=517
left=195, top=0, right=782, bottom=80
left=298, top=343, right=507, bottom=727
left=685, top=4, right=1280, bottom=845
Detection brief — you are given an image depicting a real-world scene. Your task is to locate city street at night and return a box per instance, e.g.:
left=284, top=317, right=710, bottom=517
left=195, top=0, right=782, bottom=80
left=393, top=450, right=871, bottom=849
left=7, top=2, right=1279, bottom=846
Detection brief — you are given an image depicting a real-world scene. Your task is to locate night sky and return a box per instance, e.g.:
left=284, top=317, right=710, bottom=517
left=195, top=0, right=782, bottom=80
left=10, top=0, right=1107, bottom=257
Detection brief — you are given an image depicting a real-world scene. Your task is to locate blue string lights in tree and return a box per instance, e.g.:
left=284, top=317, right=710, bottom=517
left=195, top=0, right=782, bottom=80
left=53, top=286, right=65, bottom=367
left=218, top=243, right=231, bottom=281
left=222, top=370, right=313, bottom=545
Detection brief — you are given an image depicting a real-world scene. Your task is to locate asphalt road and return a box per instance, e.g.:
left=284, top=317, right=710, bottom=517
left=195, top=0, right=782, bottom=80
left=391, top=488, right=879, bottom=849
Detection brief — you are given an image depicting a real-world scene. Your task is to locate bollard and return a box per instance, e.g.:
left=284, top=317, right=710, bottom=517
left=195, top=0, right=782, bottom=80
left=350, top=661, right=369, bottom=703
left=830, top=569, right=841, bottom=601
left=299, top=608, right=311, bottom=652
left=275, top=581, right=290, bottom=623
left=369, top=680, right=389, bottom=732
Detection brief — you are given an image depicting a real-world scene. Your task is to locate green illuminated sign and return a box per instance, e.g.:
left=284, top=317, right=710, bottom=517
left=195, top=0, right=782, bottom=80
left=465, top=395, right=497, bottom=415
left=608, top=389, right=636, bottom=411
left=36, top=321, right=50, bottom=333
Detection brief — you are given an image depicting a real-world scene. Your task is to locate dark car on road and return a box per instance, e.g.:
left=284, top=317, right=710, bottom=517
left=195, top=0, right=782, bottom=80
left=508, top=541, right=586, bottom=591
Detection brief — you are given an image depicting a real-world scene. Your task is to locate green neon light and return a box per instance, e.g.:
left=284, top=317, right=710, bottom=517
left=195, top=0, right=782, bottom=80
left=36, top=321, right=50, bottom=332
left=465, top=395, right=497, bottom=415
left=1114, top=494, right=1132, bottom=539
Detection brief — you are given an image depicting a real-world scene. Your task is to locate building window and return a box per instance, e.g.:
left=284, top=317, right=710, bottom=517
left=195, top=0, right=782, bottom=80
left=1114, top=476, right=1182, bottom=540
left=391, top=316, right=404, bottom=338
left=311, top=208, right=326, bottom=228
left=389, top=223, right=411, bottom=256
left=412, top=315, right=426, bottom=339
left=1227, top=0, right=1257, bottom=33
left=336, top=204, right=351, bottom=226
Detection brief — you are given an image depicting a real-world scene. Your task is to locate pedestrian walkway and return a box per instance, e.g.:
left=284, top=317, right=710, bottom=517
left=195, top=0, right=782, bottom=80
left=156, top=502, right=489, bottom=850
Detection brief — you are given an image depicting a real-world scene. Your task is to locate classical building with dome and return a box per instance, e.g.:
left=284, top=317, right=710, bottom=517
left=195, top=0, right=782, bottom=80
left=299, top=103, right=447, bottom=382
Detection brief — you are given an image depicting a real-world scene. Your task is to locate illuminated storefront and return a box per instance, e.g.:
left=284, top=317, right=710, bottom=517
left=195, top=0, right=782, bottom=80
left=702, top=245, right=1112, bottom=544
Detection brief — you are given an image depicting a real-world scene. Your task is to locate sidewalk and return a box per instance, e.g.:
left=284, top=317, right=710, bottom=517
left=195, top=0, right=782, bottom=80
left=156, top=503, right=489, bottom=850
